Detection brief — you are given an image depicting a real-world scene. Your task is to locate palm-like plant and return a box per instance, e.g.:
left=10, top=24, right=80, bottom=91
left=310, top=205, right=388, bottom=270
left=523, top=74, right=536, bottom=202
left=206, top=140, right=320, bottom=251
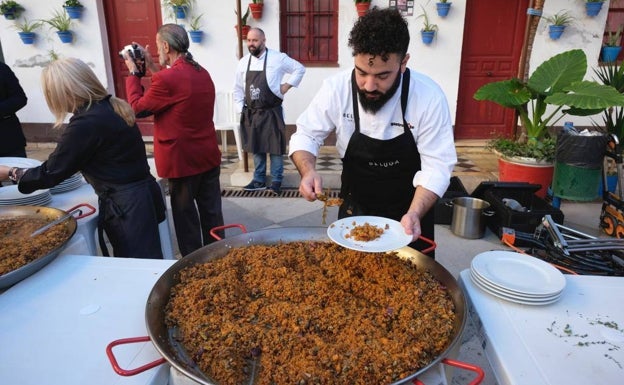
left=595, top=62, right=624, bottom=144
left=475, top=49, right=624, bottom=161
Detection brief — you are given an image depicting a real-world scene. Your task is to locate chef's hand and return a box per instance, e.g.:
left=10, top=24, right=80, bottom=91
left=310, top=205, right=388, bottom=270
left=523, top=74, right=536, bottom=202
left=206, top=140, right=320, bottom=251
left=400, top=211, right=422, bottom=242
left=298, top=170, right=324, bottom=202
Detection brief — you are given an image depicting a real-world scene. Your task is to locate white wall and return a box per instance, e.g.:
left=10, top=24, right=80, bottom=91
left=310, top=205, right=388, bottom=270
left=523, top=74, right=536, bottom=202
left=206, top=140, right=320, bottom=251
left=0, top=0, right=610, bottom=128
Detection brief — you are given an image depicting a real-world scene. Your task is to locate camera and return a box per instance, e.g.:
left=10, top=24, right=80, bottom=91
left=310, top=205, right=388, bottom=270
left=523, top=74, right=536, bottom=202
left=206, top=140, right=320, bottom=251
left=119, top=43, right=146, bottom=77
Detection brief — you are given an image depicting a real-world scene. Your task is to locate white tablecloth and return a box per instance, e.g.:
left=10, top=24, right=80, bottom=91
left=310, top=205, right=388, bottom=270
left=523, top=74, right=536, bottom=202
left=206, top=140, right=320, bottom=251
left=459, top=270, right=624, bottom=385
left=0, top=254, right=176, bottom=385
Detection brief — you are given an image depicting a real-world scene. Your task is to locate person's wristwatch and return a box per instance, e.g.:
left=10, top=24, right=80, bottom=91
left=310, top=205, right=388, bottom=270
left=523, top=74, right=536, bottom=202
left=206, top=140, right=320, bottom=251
left=8, top=167, right=19, bottom=183
left=129, top=71, right=140, bottom=77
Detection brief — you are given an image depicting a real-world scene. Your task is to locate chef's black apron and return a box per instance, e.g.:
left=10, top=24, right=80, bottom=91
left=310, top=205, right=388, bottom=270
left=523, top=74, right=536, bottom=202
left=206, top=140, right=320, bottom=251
left=240, top=50, right=287, bottom=155
left=338, top=69, right=435, bottom=257
left=87, top=175, right=165, bottom=259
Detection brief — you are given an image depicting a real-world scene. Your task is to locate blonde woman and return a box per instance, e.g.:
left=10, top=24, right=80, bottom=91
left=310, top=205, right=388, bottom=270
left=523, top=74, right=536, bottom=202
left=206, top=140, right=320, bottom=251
left=0, top=58, right=165, bottom=259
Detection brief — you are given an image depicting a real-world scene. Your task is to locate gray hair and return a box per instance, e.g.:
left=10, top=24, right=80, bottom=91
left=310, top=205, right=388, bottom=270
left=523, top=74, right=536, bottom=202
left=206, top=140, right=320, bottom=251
left=158, top=23, right=200, bottom=70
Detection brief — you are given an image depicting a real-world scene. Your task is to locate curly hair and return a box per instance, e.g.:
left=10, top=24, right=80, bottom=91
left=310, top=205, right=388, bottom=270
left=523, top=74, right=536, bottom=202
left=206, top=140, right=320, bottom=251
left=348, top=7, right=410, bottom=62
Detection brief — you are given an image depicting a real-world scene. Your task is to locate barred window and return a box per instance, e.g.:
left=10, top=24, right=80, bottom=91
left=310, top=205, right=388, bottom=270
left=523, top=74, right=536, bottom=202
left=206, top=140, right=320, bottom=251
left=280, top=0, right=339, bottom=65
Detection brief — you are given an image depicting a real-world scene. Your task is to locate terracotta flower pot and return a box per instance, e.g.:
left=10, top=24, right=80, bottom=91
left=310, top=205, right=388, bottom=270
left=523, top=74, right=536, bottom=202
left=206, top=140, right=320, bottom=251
left=355, top=2, right=370, bottom=17
left=249, top=3, right=263, bottom=20
left=235, top=24, right=251, bottom=40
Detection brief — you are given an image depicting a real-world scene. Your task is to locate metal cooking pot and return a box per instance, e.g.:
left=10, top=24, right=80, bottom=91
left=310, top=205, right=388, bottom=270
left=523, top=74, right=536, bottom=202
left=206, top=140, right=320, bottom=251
left=108, top=227, right=483, bottom=384
left=449, top=197, right=494, bottom=239
left=0, top=204, right=94, bottom=289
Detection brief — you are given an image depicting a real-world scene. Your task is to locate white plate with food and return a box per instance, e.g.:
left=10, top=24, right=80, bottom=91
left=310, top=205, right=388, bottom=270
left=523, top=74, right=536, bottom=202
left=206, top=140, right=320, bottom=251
left=327, top=216, right=412, bottom=252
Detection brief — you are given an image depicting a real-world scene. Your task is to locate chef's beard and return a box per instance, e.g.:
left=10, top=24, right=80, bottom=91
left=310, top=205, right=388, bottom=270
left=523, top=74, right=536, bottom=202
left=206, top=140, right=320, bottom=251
left=249, top=43, right=265, bottom=58
left=357, top=70, right=402, bottom=114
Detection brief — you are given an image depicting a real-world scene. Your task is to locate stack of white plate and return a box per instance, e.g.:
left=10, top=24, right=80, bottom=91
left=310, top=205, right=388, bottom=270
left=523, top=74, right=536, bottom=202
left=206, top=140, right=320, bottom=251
left=0, top=157, right=52, bottom=206
left=0, top=185, right=52, bottom=206
left=470, top=250, right=566, bottom=305
left=50, top=173, right=83, bottom=194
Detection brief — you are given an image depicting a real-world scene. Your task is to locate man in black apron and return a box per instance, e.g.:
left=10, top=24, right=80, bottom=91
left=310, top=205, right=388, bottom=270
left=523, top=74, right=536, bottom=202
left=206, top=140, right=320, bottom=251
left=289, top=8, right=457, bottom=258
left=235, top=28, right=305, bottom=195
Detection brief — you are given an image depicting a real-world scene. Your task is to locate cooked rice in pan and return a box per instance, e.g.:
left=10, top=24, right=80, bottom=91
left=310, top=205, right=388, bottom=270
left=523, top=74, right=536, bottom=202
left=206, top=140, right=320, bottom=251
left=165, top=241, right=455, bottom=385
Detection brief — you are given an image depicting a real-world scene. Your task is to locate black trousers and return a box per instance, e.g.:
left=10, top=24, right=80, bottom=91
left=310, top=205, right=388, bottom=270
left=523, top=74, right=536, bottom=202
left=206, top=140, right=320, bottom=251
left=169, top=166, right=224, bottom=256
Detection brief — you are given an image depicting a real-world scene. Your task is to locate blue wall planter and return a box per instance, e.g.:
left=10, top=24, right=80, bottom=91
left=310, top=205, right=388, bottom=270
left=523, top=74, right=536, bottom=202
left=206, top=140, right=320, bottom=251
left=421, top=30, right=436, bottom=45
left=18, top=31, right=36, bottom=44
left=189, top=30, right=203, bottom=43
left=56, top=30, right=73, bottom=44
left=63, top=6, right=83, bottom=20
left=173, top=6, right=187, bottom=19
left=548, top=25, right=566, bottom=40
left=602, top=46, right=622, bottom=62
left=586, top=1, right=604, bottom=17
left=436, top=2, right=451, bottom=17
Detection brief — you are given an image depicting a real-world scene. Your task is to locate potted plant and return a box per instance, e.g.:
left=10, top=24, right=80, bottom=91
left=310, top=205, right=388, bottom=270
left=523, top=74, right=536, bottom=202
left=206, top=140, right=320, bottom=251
left=188, top=13, right=203, bottom=43
left=41, top=9, right=73, bottom=44
left=234, top=7, right=250, bottom=40
left=585, top=0, right=605, bottom=17
left=354, top=0, right=371, bottom=18
left=0, top=0, right=23, bottom=20
left=436, top=0, right=452, bottom=18
left=63, top=0, right=83, bottom=20
left=416, top=6, right=438, bottom=45
left=474, top=49, right=624, bottom=197
left=595, top=61, right=624, bottom=145
left=602, top=26, right=623, bottom=63
left=249, top=0, right=263, bottom=20
left=544, top=10, right=574, bottom=40
left=13, top=17, right=41, bottom=45
left=164, top=0, right=192, bottom=20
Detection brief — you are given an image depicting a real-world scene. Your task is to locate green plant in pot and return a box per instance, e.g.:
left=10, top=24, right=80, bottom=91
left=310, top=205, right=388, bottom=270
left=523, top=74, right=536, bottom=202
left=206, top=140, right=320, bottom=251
left=0, top=0, right=24, bottom=20
left=164, top=0, right=193, bottom=20
left=63, top=0, right=83, bottom=20
left=188, top=13, right=203, bottom=43
left=595, top=61, right=624, bottom=145
left=416, top=5, right=438, bottom=45
left=602, top=25, right=623, bottom=63
left=544, top=10, right=574, bottom=40
left=13, top=17, right=41, bottom=44
left=475, top=49, right=624, bottom=162
left=40, top=9, right=73, bottom=43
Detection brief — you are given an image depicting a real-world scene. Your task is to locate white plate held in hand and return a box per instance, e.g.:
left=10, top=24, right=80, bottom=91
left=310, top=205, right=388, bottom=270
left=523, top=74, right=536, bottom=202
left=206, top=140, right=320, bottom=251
left=327, top=216, right=412, bottom=253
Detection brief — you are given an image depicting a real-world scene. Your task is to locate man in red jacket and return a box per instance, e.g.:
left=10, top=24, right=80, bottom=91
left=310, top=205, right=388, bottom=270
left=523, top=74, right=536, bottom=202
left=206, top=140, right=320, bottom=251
left=124, top=23, right=224, bottom=256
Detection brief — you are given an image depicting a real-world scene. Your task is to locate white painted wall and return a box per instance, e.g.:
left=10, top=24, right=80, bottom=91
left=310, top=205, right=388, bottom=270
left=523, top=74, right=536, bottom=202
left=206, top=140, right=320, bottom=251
left=0, top=0, right=610, bottom=129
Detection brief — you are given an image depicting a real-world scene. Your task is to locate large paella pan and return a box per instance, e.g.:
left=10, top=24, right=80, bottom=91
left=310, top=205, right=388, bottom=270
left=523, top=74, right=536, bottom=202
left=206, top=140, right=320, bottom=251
left=108, top=227, right=483, bottom=384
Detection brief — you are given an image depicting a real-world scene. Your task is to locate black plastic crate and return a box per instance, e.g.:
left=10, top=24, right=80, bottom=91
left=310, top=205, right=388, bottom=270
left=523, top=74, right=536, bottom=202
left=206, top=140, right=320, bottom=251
left=476, top=182, right=564, bottom=237
left=435, top=176, right=469, bottom=225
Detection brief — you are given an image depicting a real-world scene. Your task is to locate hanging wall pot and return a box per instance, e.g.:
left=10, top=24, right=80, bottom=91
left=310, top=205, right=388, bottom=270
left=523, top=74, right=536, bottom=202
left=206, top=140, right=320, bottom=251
left=355, top=1, right=371, bottom=17
left=63, top=6, right=83, bottom=20
left=421, top=30, right=436, bottom=45
left=18, top=31, right=35, bottom=44
left=173, top=5, right=187, bottom=19
left=548, top=25, right=566, bottom=40
left=189, top=30, right=203, bottom=43
left=602, top=46, right=622, bottom=62
left=585, top=1, right=604, bottom=17
left=56, top=30, right=73, bottom=43
left=249, top=2, right=263, bottom=19
left=436, top=2, right=452, bottom=18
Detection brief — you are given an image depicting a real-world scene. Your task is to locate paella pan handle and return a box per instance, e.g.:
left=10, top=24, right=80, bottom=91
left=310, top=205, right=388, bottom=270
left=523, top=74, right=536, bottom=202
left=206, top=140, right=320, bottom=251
left=66, top=203, right=96, bottom=219
left=106, top=336, right=166, bottom=376
left=412, top=358, right=484, bottom=385
left=209, top=223, right=248, bottom=241
left=417, top=235, right=436, bottom=254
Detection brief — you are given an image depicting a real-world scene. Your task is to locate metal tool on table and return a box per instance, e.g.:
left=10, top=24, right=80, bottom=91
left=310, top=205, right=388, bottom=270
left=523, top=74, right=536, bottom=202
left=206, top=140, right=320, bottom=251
left=537, top=215, right=624, bottom=256
left=30, top=203, right=96, bottom=237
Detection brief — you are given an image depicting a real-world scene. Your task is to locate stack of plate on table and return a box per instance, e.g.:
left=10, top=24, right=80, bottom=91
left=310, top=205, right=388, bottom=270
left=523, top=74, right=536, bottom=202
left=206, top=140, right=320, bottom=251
left=0, top=185, right=52, bottom=206
left=0, top=157, right=52, bottom=206
left=50, top=172, right=83, bottom=194
left=470, top=250, right=566, bottom=305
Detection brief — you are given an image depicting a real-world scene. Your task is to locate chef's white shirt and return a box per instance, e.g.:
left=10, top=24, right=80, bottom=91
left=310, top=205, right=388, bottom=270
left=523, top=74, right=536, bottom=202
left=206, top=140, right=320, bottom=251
left=233, top=48, right=306, bottom=112
left=289, top=68, right=457, bottom=198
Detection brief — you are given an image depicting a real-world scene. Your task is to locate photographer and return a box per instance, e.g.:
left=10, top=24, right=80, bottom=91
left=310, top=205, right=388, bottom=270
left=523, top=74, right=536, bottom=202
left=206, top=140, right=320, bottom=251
left=123, top=23, right=224, bottom=257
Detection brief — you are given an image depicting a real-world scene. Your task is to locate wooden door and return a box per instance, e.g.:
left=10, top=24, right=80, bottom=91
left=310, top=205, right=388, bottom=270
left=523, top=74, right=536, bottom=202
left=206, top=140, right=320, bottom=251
left=454, top=0, right=529, bottom=139
left=103, top=0, right=162, bottom=136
